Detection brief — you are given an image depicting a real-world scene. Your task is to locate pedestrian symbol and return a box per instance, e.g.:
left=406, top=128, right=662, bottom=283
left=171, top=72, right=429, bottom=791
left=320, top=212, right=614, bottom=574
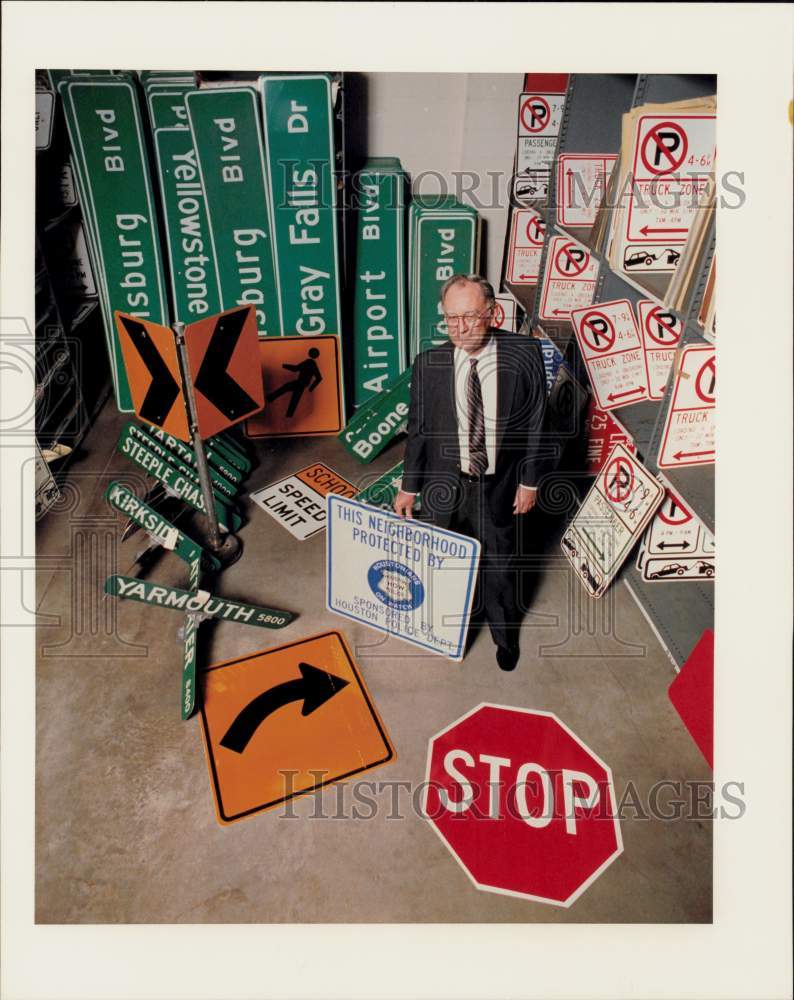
left=266, top=347, right=323, bottom=418
left=246, top=335, right=344, bottom=438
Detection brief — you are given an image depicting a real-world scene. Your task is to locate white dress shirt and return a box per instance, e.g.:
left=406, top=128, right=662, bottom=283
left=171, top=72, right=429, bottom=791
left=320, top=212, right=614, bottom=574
left=454, top=336, right=499, bottom=475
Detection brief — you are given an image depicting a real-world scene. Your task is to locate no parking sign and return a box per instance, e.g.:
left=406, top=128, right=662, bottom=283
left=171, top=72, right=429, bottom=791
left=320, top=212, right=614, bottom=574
left=571, top=299, right=650, bottom=410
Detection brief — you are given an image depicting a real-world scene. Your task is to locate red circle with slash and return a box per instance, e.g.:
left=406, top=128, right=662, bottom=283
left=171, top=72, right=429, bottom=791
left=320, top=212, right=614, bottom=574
left=657, top=490, right=692, bottom=526
left=695, top=356, right=716, bottom=403
left=492, top=302, right=506, bottom=329
left=555, top=241, right=590, bottom=277
left=579, top=310, right=615, bottom=353
left=521, top=95, right=551, bottom=133
left=644, top=306, right=682, bottom=347
left=640, top=121, right=688, bottom=175
left=604, top=456, right=635, bottom=503
left=526, top=216, right=545, bottom=246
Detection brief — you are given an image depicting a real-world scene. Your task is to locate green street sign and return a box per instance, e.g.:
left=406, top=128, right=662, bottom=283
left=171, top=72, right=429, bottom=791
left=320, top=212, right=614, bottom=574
left=105, top=575, right=293, bottom=628
left=58, top=77, right=169, bottom=411
left=355, top=460, right=421, bottom=513
left=206, top=431, right=251, bottom=474
left=121, top=422, right=239, bottom=502
left=104, top=480, right=221, bottom=573
left=259, top=74, right=342, bottom=339
left=117, top=429, right=242, bottom=532
left=182, top=554, right=201, bottom=719
left=339, top=366, right=411, bottom=463
left=146, top=88, right=191, bottom=130
left=352, top=159, right=407, bottom=408
left=144, top=424, right=243, bottom=486
left=153, top=125, right=223, bottom=324
left=409, top=197, right=479, bottom=359
left=186, top=87, right=282, bottom=337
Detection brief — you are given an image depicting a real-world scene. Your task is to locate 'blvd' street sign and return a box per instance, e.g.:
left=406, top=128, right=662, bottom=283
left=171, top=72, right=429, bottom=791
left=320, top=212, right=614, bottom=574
left=105, top=575, right=293, bottom=628
left=58, top=76, right=169, bottom=412
left=352, top=159, right=407, bottom=407
left=186, top=87, right=282, bottom=337
left=259, top=74, right=342, bottom=341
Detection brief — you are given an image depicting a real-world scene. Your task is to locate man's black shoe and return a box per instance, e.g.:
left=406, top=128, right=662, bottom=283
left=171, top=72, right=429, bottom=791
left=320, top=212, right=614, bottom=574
left=496, top=643, right=520, bottom=672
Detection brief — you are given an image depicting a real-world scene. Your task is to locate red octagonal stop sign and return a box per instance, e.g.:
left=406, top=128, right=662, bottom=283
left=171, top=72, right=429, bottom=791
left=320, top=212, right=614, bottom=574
left=423, top=704, right=623, bottom=906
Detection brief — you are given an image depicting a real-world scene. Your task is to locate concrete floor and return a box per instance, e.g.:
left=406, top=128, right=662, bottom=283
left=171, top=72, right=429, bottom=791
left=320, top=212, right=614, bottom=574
left=35, top=401, right=712, bottom=923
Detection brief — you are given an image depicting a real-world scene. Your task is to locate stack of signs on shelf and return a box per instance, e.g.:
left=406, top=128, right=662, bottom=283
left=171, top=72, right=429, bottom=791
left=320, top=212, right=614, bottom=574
left=656, top=343, right=715, bottom=469
left=339, top=366, right=411, bottom=463
left=249, top=462, right=357, bottom=540
left=561, top=443, right=664, bottom=598
left=185, top=86, right=282, bottom=338
left=56, top=72, right=170, bottom=412
left=141, top=72, right=195, bottom=131
left=513, top=75, right=568, bottom=207
left=604, top=95, right=716, bottom=296
left=326, top=497, right=480, bottom=661
left=556, top=153, right=617, bottom=234
left=352, top=158, right=407, bottom=408
left=503, top=207, right=547, bottom=313
left=584, top=399, right=636, bottom=475
left=492, top=294, right=520, bottom=333
left=570, top=299, right=650, bottom=411
left=355, top=461, right=421, bottom=514
left=636, top=481, right=715, bottom=582
left=258, top=75, right=342, bottom=348
left=536, top=231, right=599, bottom=344
left=408, top=195, right=479, bottom=359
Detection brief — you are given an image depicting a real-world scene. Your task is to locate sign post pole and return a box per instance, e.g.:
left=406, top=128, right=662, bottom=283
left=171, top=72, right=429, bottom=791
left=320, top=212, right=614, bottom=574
left=173, top=321, right=242, bottom=565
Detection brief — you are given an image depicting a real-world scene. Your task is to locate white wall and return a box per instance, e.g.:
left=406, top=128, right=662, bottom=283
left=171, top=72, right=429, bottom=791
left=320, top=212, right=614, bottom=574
left=364, top=72, right=522, bottom=288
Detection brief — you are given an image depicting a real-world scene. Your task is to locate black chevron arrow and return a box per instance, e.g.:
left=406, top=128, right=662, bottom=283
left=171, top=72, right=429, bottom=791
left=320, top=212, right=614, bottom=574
left=119, top=316, right=180, bottom=425
left=194, top=308, right=258, bottom=420
left=219, top=662, right=349, bottom=754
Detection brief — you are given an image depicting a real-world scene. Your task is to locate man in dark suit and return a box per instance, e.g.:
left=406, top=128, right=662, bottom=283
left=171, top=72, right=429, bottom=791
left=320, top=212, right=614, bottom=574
left=394, top=274, right=546, bottom=671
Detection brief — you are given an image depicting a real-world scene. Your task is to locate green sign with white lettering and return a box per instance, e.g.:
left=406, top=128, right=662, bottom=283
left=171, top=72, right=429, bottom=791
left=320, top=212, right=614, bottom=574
left=105, top=575, right=293, bottom=629
left=186, top=87, right=282, bottom=337
left=146, top=87, right=191, bottom=130
left=105, top=480, right=221, bottom=573
left=259, top=74, right=342, bottom=339
left=153, top=126, right=222, bottom=324
left=409, top=197, right=479, bottom=360
left=144, top=424, right=243, bottom=486
left=352, top=159, right=407, bottom=408
left=121, top=422, right=239, bottom=502
left=116, top=429, right=241, bottom=532
left=339, top=366, right=412, bottom=464
left=58, top=77, right=169, bottom=411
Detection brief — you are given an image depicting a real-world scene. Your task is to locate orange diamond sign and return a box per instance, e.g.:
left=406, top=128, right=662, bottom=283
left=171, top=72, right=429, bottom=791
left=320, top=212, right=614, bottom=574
left=200, top=631, right=395, bottom=824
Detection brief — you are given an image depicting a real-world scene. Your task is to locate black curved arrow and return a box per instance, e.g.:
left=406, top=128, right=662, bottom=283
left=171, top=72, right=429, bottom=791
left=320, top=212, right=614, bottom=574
left=119, top=316, right=180, bottom=424
left=219, top=662, right=349, bottom=754
left=194, top=308, right=258, bottom=419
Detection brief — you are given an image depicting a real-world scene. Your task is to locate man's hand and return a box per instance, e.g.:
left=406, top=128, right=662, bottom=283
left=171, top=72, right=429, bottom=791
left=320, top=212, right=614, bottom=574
left=513, top=485, right=538, bottom=515
left=394, top=490, right=416, bottom=519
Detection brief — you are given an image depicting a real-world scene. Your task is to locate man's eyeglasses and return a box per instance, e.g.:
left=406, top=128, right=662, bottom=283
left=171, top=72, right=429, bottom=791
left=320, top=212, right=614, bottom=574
left=442, top=308, right=492, bottom=328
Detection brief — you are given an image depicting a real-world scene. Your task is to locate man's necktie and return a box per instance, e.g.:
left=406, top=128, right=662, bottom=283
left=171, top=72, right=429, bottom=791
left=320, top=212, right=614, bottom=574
left=467, top=357, right=488, bottom=476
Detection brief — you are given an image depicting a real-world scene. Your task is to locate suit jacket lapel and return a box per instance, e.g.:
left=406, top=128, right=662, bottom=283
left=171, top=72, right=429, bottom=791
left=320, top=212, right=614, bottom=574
left=436, top=343, right=460, bottom=467
left=496, top=336, right=517, bottom=456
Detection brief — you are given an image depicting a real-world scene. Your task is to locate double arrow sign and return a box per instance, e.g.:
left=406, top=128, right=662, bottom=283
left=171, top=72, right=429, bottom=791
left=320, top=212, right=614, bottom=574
left=115, top=305, right=265, bottom=442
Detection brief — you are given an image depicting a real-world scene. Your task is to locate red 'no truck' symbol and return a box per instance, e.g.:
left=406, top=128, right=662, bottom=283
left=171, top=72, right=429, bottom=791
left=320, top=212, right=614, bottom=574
left=640, top=121, right=689, bottom=175
left=604, top=457, right=634, bottom=504
left=521, top=95, right=551, bottom=133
